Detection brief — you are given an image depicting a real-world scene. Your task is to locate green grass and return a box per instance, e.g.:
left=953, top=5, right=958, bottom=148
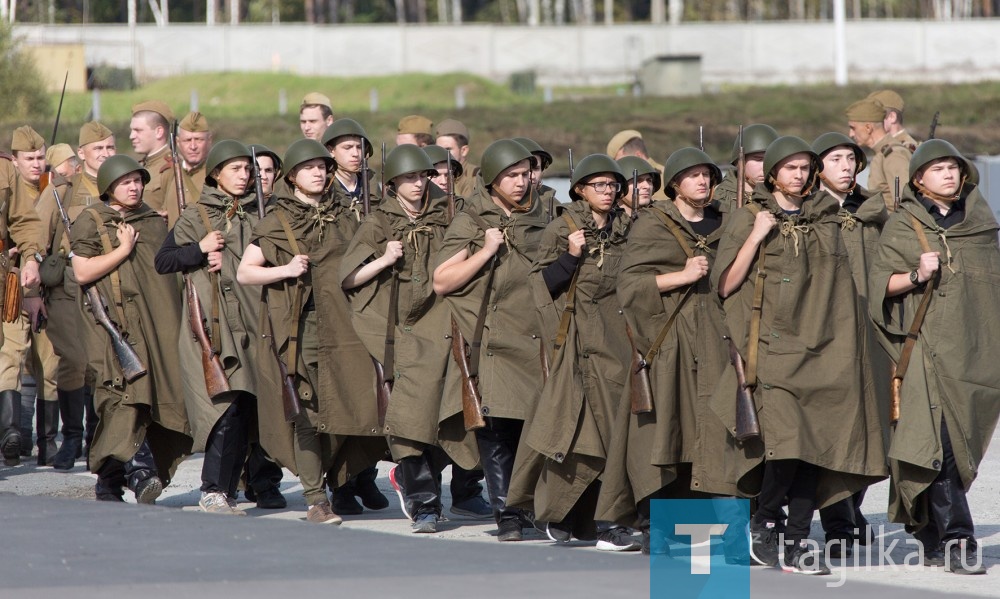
left=6, top=73, right=1000, bottom=176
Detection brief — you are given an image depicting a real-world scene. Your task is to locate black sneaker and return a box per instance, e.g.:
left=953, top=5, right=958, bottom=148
left=596, top=527, right=641, bottom=552
left=356, top=478, right=389, bottom=511
left=924, top=546, right=947, bottom=568
left=331, top=486, right=364, bottom=516
left=781, top=541, right=831, bottom=575
left=750, top=520, right=780, bottom=567
left=134, top=476, right=163, bottom=505
left=825, top=535, right=854, bottom=559
left=450, top=496, right=493, bottom=520
left=545, top=521, right=572, bottom=544
left=254, top=486, right=287, bottom=509
left=497, top=519, right=523, bottom=542
left=946, top=541, right=987, bottom=575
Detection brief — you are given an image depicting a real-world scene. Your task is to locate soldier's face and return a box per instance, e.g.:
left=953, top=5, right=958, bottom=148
left=109, top=172, right=145, bottom=209
left=492, top=160, right=530, bottom=202
left=53, top=159, right=78, bottom=179
left=396, top=133, right=421, bottom=147
left=773, top=154, right=813, bottom=194
left=214, top=157, right=252, bottom=197
left=331, top=137, right=362, bottom=173
left=129, top=116, right=159, bottom=154
left=624, top=174, right=654, bottom=209
left=13, top=148, right=46, bottom=183
left=290, top=159, right=329, bottom=195
left=393, top=171, right=428, bottom=203
left=299, top=107, right=332, bottom=141
left=744, top=153, right=765, bottom=184
left=673, top=165, right=713, bottom=203
left=916, top=158, right=961, bottom=198
left=529, top=158, right=543, bottom=190
left=847, top=121, right=873, bottom=148
left=430, top=164, right=451, bottom=194
left=579, top=173, right=619, bottom=214
left=436, top=136, right=468, bottom=165
left=178, top=129, right=211, bottom=166
left=821, top=147, right=857, bottom=193
left=79, top=136, right=117, bottom=177
left=256, top=155, right=276, bottom=195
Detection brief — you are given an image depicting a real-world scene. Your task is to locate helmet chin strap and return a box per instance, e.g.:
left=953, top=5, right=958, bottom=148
left=818, top=172, right=856, bottom=195
left=492, top=185, right=533, bottom=213
left=768, top=171, right=816, bottom=199
left=914, top=175, right=966, bottom=204
left=674, top=186, right=714, bottom=209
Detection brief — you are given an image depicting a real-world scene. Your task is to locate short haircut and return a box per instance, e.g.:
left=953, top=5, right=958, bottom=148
left=440, top=133, right=469, bottom=148
left=413, top=133, right=434, bottom=147
left=301, top=104, right=334, bottom=120
left=136, top=110, right=169, bottom=134
left=620, top=137, right=648, bottom=156
left=886, top=108, right=904, bottom=125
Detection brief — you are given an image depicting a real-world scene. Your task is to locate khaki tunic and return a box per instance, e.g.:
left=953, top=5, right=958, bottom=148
left=171, top=188, right=261, bottom=452
left=433, top=187, right=547, bottom=422
left=70, top=203, right=192, bottom=483
left=454, top=162, right=481, bottom=200
left=252, top=191, right=385, bottom=481
left=893, top=129, right=920, bottom=153
left=867, top=134, right=912, bottom=213
left=713, top=173, right=751, bottom=214
left=708, top=188, right=888, bottom=506
left=138, top=147, right=175, bottom=216
left=869, top=185, right=1000, bottom=531
left=596, top=200, right=754, bottom=528
left=0, top=157, right=45, bottom=351
left=507, top=200, right=631, bottom=522
left=164, top=161, right=206, bottom=228
left=340, top=189, right=476, bottom=468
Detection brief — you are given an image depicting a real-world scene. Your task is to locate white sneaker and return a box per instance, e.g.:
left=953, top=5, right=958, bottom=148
left=199, top=491, right=245, bottom=516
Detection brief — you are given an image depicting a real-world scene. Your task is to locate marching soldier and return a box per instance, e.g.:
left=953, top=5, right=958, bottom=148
left=712, top=137, right=887, bottom=574
left=507, top=154, right=637, bottom=550
left=846, top=97, right=912, bottom=213
left=867, top=90, right=919, bottom=151
left=129, top=100, right=176, bottom=220
left=615, top=155, right=659, bottom=219
left=713, top=124, right=779, bottom=213
left=299, top=93, right=334, bottom=141
left=433, top=140, right=547, bottom=541
left=35, top=121, right=117, bottom=471
left=436, top=119, right=481, bottom=199
left=606, top=129, right=666, bottom=201
left=163, top=111, right=213, bottom=227
left=396, top=115, right=434, bottom=148
left=71, top=155, right=193, bottom=502
left=513, top=138, right=558, bottom=220
left=869, top=140, right=998, bottom=575
left=237, top=139, right=386, bottom=524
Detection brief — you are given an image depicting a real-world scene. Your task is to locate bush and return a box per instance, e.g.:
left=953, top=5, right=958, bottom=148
left=0, top=22, right=51, bottom=124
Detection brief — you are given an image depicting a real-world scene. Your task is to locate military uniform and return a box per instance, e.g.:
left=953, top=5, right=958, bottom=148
left=893, top=130, right=920, bottom=153
left=454, top=162, right=481, bottom=199
left=868, top=133, right=912, bottom=213
left=138, top=147, right=174, bottom=215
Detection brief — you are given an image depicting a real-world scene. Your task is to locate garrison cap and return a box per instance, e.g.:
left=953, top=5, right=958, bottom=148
left=436, top=118, right=470, bottom=142
left=844, top=99, right=885, bottom=123
left=179, top=111, right=210, bottom=132
left=11, top=126, right=45, bottom=152
left=301, top=92, right=332, bottom=109
left=45, top=144, right=76, bottom=168
left=79, top=121, right=114, bottom=147
left=131, top=100, right=174, bottom=122
left=606, top=129, right=642, bottom=157
left=398, top=115, right=434, bottom=136
left=868, top=90, right=904, bottom=112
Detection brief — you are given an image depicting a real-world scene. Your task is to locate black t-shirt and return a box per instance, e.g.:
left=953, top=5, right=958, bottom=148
left=841, top=190, right=865, bottom=214
left=687, top=206, right=723, bottom=237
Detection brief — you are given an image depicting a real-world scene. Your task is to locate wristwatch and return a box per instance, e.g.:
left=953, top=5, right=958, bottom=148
left=909, top=270, right=920, bottom=285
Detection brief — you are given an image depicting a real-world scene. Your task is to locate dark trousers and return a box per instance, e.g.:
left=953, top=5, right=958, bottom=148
left=96, top=439, right=157, bottom=499
left=475, top=416, right=525, bottom=524
left=201, top=394, right=252, bottom=497
left=753, top=459, right=819, bottom=544
left=820, top=489, right=868, bottom=540
left=912, top=419, right=976, bottom=551
left=450, top=463, right=485, bottom=503
left=245, top=442, right=283, bottom=493
left=397, top=447, right=452, bottom=518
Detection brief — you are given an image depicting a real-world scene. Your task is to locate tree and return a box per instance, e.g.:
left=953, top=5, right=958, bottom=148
left=0, top=21, right=50, bottom=123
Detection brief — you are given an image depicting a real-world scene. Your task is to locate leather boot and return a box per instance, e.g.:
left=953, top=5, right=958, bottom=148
left=475, top=417, right=525, bottom=526
left=0, top=390, right=23, bottom=466
left=84, top=386, right=97, bottom=470
left=52, top=387, right=86, bottom=470
left=95, top=458, right=126, bottom=502
left=125, top=440, right=162, bottom=504
left=37, top=400, right=59, bottom=466
left=395, top=455, right=442, bottom=518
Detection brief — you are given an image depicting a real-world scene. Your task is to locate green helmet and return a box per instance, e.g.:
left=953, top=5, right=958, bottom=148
left=763, top=136, right=818, bottom=188
left=731, top=124, right=779, bottom=164
left=512, top=137, right=553, bottom=170
left=249, top=143, right=283, bottom=179
left=282, top=138, right=334, bottom=181
left=569, top=154, right=627, bottom=201
left=908, top=138, right=972, bottom=185
left=811, top=132, right=868, bottom=174
left=423, top=144, right=463, bottom=178
left=661, top=148, right=722, bottom=199
left=97, top=155, right=150, bottom=197
left=383, top=144, right=436, bottom=182
left=205, top=139, right=252, bottom=186
left=321, top=118, right=373, bottom=157
left=480, top=139, right=533, bottom=187
left=616, top=156, right=661, bottom=195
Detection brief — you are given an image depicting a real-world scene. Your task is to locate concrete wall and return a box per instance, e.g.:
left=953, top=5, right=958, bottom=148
left=15, top=20, right=1000, bottom=86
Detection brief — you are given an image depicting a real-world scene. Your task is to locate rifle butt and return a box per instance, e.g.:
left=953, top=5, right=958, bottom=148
left=462, top=380, right=486, bottom=431
left=729, top=340, right=760, bottom=441
left=625, top=326, right=653, bottom=415
left=281, top=375, right=301, bottom=422
left=111, top=335, right=148, bottom=383
left=202, top=353, right=231, bottom=399
left=890, top=377, right=902, bottom=425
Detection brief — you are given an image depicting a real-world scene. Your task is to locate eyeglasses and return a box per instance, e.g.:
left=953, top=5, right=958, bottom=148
left=584, top=181, right=621, bottom=193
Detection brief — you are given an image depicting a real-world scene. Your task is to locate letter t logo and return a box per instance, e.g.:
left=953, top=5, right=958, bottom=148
left=675, top=524, right=729, bottom=574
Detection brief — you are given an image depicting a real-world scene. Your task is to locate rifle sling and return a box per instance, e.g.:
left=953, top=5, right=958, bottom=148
left=894, top=214, right=937, bottom=382
left=375, top=211, right=400, bottom=381
left=643, top=207, right=699, bottom=365
left=276, top=210, right=304, bottom=379
left=552, top=214, right=581, bottom=351
left=468, top=212, right=497, bottom=378
left=88, top=210, right=129, bottom=335
left=196, top=204, right=223, bottom=356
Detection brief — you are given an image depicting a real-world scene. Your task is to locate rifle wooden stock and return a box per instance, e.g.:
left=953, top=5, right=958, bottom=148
left=451, top=318, right=485, bottom=431
left=728, top=339, right=760, bottom=442
left=2, top=267, right=20, bottom=323
left=84, top=286, right=147, bottom=382
left=186, top=276, right=230, bottom=398
left=625, top=324, right=654, bottom=415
